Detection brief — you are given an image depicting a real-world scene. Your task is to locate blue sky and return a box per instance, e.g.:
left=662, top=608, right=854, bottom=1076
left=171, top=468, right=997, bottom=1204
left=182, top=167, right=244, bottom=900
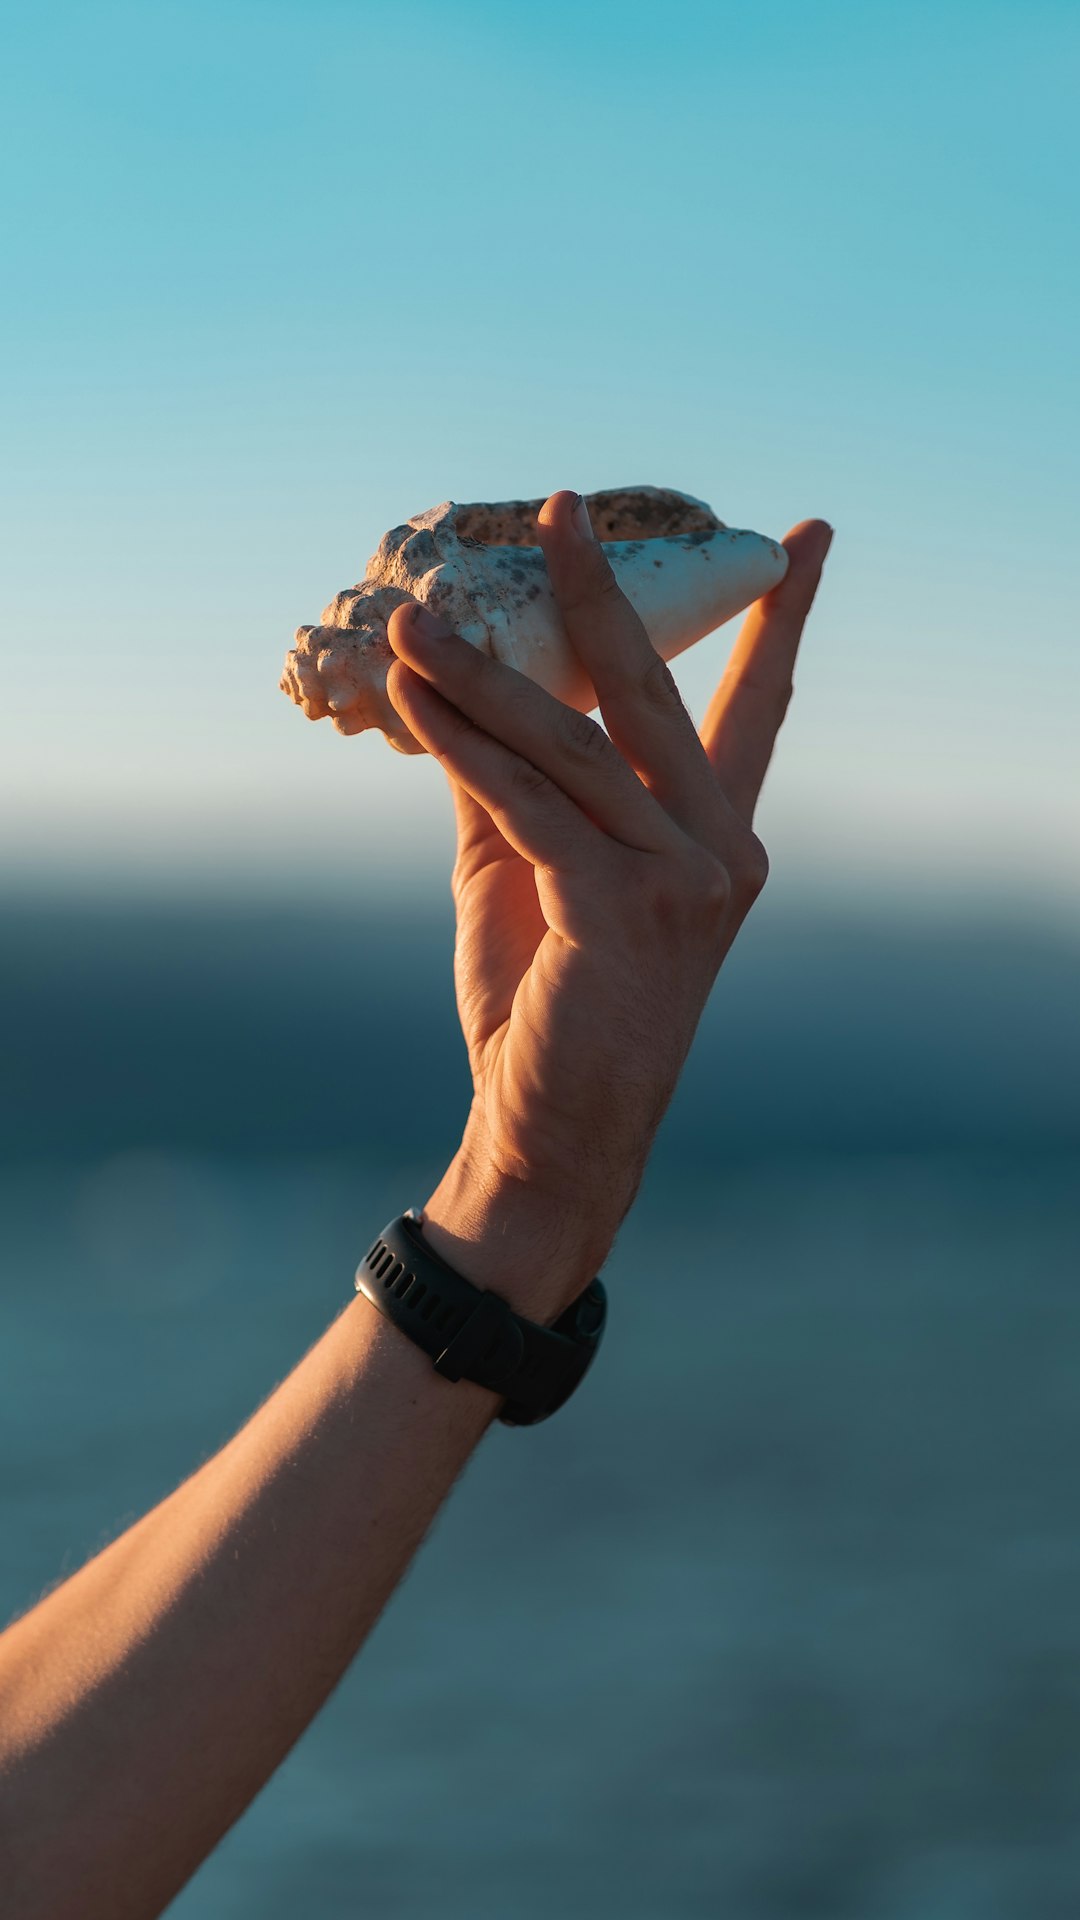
left=2, top=0, right=1077, bottom=916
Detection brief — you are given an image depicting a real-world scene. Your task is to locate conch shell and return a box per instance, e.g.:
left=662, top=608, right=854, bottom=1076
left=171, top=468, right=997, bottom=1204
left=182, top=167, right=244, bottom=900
left=280, top=486, right=789, bottom=753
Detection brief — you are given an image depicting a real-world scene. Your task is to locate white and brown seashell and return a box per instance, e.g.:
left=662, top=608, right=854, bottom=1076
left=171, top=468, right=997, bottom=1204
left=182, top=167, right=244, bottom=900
left=280, top=486, right=789, bottom=753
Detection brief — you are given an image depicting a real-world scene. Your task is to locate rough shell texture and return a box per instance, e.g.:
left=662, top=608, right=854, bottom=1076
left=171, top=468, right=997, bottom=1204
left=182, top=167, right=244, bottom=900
left=280, top=486, right=788, bottom=753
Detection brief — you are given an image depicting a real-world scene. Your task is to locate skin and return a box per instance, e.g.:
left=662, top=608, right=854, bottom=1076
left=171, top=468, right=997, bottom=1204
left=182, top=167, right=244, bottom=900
left=0, top=492, right=831, bottom=1919
left=416, top=494, right=833, bottom=1313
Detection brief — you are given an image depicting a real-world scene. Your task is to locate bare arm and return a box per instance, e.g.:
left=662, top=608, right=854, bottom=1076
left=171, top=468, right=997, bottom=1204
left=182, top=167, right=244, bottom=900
left=0, top=1211, right=572, bottom=1920
left=0, top=492, right=831, bottom=1919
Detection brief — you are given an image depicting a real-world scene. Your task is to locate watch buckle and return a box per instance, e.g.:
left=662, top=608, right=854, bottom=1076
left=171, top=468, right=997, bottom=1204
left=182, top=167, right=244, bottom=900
left=434, top=1291, right=525, bottom=1386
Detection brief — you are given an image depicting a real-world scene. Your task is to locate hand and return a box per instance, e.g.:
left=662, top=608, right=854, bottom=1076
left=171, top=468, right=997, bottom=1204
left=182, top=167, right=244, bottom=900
left=385, top=492, right=833, bottom=1320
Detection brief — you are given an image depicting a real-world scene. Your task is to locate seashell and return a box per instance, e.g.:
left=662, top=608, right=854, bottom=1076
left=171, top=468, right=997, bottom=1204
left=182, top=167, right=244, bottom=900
left=280, top=486, right=789, bottom=754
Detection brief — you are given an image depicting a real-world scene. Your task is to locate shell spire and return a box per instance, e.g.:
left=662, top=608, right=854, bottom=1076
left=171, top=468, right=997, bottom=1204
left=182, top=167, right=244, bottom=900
left=280, top=486, right=788, bottom=753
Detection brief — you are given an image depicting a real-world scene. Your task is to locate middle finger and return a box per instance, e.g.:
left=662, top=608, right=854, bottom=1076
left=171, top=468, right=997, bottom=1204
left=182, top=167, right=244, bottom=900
left=535, top=489, right=741, bottom=848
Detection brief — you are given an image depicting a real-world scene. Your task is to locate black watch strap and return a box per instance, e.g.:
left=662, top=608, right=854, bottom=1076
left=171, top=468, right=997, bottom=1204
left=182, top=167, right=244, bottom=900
left=354, top=1209, right=606, bottom=1426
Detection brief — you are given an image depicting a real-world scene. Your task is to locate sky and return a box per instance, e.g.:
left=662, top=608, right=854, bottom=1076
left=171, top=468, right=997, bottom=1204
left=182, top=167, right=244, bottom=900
left=1, top=0, right=1077, bottom=919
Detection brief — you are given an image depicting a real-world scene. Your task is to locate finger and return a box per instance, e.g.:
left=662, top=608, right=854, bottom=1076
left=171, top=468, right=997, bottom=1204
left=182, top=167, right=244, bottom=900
left=701, top=519, right=833, bottom=824
left=445, top=774, right=536, bottom=902
left=447, top=772, right=508, bottom=867
left=385, top=658, right=608, bottom=875
left=387, top=599, right=676, bottom=856
left=448, top=775, right=499, bottom=854
left=535, top=490, right=729, bottom=840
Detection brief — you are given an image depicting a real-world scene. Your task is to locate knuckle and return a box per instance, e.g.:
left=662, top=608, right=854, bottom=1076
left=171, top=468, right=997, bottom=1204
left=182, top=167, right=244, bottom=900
left=507, top=756, right=552, bottom=801
left=637, top=849, right=732, bottom=942
left=698, top=852, right=734, bottom=919
left=449, top=859, right=470, bottom=907
left=555, top=703, right=608, bottom=763
left=445, top=701, right=478, bottom=744
left=635, top=649, right=684, bottom=716
left=732, top=831, right=770, bottom=902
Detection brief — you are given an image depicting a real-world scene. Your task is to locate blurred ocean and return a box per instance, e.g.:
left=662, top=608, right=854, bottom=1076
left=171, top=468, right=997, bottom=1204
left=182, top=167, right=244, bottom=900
left=2, top=891, right=1079, bottom=1919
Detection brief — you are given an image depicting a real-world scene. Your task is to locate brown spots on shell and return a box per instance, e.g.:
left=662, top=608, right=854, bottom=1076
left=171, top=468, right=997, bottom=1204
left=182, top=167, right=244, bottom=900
left=454, top=504, right=539, bottom=547
left=584, top=488, right=722, bottom=542
left=451, top=486, right=721, bottom=548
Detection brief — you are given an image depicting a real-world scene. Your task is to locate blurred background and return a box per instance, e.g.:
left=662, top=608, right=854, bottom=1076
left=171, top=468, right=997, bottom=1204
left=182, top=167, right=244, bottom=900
left=2, top=2, right=1079, bottom=1915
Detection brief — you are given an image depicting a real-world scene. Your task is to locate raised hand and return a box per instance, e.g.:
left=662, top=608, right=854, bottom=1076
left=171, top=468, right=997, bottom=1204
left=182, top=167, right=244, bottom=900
left=385, top=491, right=832, bottom=1320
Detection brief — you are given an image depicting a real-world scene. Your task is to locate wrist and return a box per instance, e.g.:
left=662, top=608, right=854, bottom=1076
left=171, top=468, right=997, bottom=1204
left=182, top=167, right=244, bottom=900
left=420, top=1129, right=613, bottom=1323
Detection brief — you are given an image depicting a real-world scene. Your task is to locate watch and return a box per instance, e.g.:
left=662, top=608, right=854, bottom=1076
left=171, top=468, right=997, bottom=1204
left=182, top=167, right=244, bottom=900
left=354, top=1208, right=607, bottom=1426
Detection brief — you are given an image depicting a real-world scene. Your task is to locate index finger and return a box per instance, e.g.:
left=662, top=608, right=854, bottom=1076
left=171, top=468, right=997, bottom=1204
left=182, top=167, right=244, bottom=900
left=700, top=519, right=833, bottom=824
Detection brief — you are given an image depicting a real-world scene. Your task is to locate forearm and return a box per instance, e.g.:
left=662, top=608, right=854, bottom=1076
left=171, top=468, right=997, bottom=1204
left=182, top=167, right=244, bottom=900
left=0, top=1161, right=582, bottom=1920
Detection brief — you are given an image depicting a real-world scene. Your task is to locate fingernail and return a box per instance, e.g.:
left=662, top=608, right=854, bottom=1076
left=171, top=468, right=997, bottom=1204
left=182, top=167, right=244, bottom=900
left=571, top=493, right=594, bottom=543
left=400, top=600, right=451, bottom=649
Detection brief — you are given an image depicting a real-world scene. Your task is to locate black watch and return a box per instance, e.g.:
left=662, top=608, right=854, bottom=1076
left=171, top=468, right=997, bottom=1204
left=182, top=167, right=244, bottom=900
left=354, top=1209, right=607, bottom=1426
